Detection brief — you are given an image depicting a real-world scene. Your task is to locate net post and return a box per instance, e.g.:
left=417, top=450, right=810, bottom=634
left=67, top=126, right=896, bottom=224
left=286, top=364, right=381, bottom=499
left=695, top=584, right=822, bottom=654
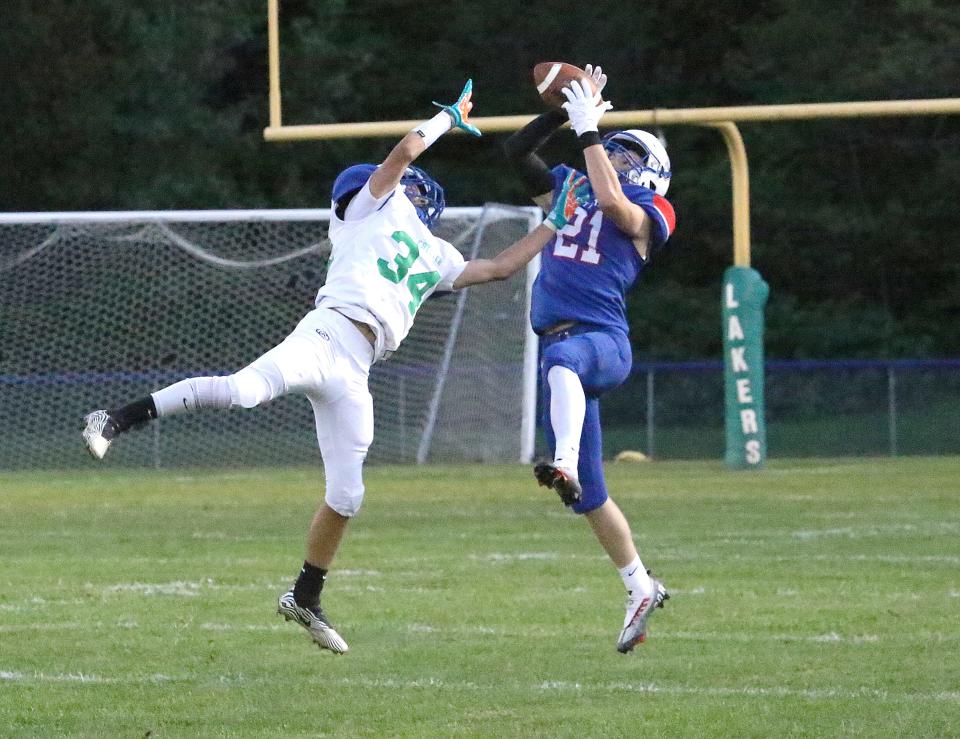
left=415, top=209, right=491, bottom=464
left=520, top=250, right=541, bottom=465
left=152, top=420, right=161, bottom=470
left=645, top=367, right=655, bottom=459
left=887, top=365, right=898, bottom=457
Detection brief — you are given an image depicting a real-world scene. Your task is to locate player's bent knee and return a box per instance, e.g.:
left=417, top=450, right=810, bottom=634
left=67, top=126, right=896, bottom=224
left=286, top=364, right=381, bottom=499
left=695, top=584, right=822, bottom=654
left=324, top=486, right=365, bottom=518
left=571, top=491, right=608, bottom=515
left=228, top=368, right=274, bottom=409
left=542, top=343, right=581, bottom=374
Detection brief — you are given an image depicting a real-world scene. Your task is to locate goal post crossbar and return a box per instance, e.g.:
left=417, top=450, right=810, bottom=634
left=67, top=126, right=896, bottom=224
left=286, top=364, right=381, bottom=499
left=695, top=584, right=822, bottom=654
left=263, top=98, right=960, bottom=142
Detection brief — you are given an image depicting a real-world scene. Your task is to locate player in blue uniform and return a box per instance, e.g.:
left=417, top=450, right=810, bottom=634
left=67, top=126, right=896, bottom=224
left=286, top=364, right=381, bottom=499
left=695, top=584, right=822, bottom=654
left=504, top=65, right=676, bottom=652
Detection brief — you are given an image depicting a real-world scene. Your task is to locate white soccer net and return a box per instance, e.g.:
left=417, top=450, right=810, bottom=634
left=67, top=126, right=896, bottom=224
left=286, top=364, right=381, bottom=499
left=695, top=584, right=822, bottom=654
left=0, top=207, right=541, bottom=469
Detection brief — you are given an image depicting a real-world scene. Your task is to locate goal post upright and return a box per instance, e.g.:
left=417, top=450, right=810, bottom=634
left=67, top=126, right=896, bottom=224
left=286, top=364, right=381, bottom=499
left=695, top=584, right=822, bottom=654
left=267, top=0, right=282, bottom=129
left=705, top=121, right=767, bottom=468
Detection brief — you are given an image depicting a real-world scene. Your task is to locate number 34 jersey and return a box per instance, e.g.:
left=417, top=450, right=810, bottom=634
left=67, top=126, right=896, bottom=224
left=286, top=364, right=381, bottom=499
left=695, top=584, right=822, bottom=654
left=530, top=164, right=677, bottom=335
left=316, top=184, right=466, bottom=360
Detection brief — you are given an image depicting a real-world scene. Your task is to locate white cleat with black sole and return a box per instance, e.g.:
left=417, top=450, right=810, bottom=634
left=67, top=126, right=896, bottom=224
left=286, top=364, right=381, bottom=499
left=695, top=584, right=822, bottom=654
left=617, top=573, right=670, bottom=653
left=277, top=588, right=349, bottom=654
left=81, top=410, right=117, bottom=460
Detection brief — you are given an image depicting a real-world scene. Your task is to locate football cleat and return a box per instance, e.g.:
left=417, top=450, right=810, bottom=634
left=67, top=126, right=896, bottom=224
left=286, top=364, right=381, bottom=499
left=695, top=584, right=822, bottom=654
left=617, top=572, right=670, bottom=653
left=277, top=588, right=349, bottom=654
left=533, top=461, right=582, bottom=506
left=81, top=410, right=118, bottom=460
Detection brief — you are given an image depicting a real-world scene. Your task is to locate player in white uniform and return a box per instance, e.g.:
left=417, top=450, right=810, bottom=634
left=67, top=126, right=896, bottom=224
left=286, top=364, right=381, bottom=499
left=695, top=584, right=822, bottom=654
left=81, top=80, right=591, bottom=653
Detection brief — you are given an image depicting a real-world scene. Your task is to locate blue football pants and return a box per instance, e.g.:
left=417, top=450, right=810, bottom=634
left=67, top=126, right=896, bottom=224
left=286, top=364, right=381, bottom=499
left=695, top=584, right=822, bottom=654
left=540, top=328, right=632, bottom=514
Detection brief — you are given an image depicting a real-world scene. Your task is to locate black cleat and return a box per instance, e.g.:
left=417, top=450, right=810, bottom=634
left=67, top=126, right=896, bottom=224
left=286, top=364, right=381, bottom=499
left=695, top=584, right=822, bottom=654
left=534, top=461, right=582, bottom=506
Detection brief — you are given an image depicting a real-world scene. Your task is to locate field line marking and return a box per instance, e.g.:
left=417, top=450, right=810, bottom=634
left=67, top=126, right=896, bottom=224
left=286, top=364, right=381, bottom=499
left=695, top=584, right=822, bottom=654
left=4, top=669, right=955, bottom=704
left=3, top=619, right=957, bottom=648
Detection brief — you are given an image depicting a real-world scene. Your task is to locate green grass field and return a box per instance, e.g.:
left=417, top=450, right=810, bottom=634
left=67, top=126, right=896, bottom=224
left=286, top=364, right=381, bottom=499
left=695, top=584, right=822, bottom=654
left=1, top=459, right=958, bottom=737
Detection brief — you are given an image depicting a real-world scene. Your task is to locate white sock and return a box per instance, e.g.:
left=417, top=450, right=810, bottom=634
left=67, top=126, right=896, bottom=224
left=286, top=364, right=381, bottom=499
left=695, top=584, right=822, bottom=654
left=618, top=555, right=654, bottom=596
left=151, top=376, right=234, bottom=418
left=547, top=365, right=585, bottom=472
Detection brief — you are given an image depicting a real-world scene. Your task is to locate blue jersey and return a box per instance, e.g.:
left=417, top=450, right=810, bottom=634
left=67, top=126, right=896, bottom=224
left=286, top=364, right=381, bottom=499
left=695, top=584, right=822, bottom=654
left=530, top=164, right=676, bottom=334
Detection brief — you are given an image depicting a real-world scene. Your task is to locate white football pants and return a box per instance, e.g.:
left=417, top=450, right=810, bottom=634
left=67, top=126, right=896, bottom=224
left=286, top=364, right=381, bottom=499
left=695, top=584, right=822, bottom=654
left=152, top=307, right=375, bottom=517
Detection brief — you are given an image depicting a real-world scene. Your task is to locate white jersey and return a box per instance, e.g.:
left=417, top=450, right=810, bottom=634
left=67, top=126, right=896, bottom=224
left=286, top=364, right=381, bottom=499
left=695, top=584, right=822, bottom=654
left=316, top=181, right=467, bottom=360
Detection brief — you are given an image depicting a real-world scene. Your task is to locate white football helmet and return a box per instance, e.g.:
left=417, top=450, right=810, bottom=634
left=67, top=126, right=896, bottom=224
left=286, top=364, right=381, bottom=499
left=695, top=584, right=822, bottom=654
left=602, top=129, right=672, bottom=196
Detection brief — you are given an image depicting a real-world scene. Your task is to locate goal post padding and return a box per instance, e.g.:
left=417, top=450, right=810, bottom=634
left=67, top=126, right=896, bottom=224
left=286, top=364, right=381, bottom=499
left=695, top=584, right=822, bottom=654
left=0, top=207, right=541, bottom=470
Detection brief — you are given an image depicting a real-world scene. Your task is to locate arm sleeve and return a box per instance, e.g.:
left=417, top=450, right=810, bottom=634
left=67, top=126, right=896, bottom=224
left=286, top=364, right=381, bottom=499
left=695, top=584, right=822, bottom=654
left=503, top=110, right=567, bottom=198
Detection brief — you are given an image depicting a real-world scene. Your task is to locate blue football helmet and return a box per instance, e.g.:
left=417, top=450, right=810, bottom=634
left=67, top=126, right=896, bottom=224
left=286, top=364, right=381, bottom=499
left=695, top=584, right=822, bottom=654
left=331, top=164, right=377, bottom=207
left=330, top=163, right=445, bottom=228
left=602, top=129, right=671, bottom=196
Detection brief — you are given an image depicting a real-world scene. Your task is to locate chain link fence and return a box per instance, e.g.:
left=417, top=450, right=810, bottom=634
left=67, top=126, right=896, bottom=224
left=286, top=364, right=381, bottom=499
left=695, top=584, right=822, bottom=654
left=596, top=358, right=960, bottom=459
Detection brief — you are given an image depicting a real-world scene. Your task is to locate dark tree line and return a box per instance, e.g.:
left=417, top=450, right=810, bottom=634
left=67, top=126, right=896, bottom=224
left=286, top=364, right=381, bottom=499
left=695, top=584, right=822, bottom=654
left=2, top=0, right=959, bottom=359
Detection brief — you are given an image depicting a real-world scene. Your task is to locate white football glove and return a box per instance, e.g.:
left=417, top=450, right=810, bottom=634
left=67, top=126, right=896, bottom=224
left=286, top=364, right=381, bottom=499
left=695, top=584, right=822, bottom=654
left=561, top=79, right=613, bottom=137
left=583, top=63, right=608, bottom=95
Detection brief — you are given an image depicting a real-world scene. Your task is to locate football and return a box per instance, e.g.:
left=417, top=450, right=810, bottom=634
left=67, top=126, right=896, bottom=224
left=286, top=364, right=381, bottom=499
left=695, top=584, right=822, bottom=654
left=532, top=62, right=598, bottom=110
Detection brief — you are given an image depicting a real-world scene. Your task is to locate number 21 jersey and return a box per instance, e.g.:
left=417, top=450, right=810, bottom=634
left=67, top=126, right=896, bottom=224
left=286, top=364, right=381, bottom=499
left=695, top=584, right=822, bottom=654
left=530, top=164, right=677, bottom=335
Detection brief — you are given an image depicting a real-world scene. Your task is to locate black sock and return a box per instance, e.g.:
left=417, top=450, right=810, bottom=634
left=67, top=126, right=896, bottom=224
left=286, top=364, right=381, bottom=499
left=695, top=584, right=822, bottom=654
left=293, top=561, right=327, bottom=607
left=109, top=396, right=158, bottom=433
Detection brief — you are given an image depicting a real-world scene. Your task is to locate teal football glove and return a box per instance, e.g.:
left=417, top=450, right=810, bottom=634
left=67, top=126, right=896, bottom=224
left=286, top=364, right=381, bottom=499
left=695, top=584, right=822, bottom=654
left=545, top=171, right=593, bottom=230
left=433, top=79, right=482, bottom=137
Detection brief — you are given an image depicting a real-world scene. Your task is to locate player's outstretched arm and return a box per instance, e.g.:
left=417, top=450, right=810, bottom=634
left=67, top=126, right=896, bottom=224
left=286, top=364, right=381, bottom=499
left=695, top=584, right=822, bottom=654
left=368, top=80, right=481, bottom=199
left=562, top=78, right=649, bottom=239
left=453, top=171, right=592, bottom=288
left=452, top=223, right=555, bottom=288
left=582, top=143, right=650, bottom=239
